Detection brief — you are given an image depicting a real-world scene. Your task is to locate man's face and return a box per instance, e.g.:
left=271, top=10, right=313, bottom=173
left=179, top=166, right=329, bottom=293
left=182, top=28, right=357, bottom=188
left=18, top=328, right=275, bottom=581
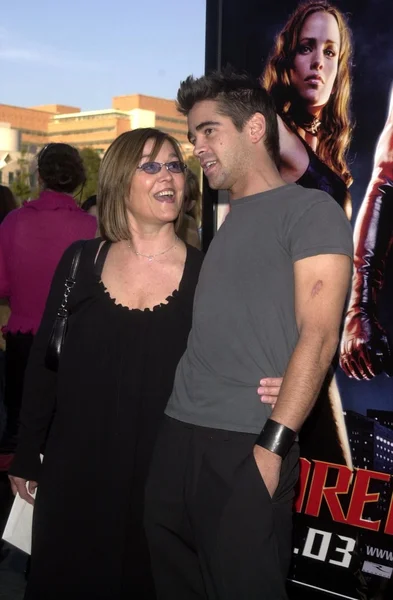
left=187, top=100, right=248, bottom=191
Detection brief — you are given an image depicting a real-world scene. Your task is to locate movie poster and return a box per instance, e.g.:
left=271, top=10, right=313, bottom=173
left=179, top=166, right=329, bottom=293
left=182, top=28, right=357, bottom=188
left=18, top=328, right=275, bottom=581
left=205, top=1, right=393, bottom=597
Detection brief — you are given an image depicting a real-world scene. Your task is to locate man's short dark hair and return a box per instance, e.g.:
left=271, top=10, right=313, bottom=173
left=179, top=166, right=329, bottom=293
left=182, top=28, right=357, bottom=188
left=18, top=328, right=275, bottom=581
left=177, top=68, right=280, bottom=167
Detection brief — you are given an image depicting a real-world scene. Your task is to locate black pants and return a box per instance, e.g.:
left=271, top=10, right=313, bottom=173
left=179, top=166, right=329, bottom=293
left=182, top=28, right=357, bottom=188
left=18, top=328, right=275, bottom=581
left=145, top=416, right=299, bottom=600
left=1, top=332, right=34, bottom=448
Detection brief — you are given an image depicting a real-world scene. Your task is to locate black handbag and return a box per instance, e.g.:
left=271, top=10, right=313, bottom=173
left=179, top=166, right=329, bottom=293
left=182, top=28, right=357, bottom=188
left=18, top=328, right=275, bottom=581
left=45, top=242, right=86, bottom=372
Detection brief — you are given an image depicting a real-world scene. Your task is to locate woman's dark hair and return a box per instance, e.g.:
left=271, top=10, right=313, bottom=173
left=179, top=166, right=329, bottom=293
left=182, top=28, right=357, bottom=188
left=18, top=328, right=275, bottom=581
left=0, top=185, right=17, bottom=224
left=37, top=143, right=86, bottom=194
left=81, top=195, right=97, bottom=212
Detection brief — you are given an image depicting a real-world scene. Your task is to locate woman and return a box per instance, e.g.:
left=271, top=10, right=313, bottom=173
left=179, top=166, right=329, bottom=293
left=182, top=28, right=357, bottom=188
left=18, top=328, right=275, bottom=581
left=8, top=129, right=204, bottom=599
left=0, top=185, right=17, bottom=441
left=0, top=185, right=17, bottom=224
left=262, top=0, right=353, bottom=216
left=216, top=1, right=353, bottom=233
left=0, top=144, right=96, bottom=451
left=259, top=1, right=355, bottom=467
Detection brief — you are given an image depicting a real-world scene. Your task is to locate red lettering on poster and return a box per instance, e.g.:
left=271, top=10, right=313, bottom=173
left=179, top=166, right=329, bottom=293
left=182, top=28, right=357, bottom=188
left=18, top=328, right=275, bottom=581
left=294, top=458, right=311, bottom=513
left=304, top=461, right=352, bottom=523
left=346, top=469, right=390, bottom=531
left=297, top=459, right=393, bottom=535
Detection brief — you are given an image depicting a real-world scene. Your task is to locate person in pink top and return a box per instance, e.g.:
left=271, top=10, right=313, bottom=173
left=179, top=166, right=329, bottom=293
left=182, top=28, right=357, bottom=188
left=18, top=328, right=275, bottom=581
left=0, top=143, right=96, bottom=451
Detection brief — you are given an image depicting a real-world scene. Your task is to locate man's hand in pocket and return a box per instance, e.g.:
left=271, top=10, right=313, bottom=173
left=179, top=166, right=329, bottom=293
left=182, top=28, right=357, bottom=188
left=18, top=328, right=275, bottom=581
left=252, top=445, right=282, bottom=498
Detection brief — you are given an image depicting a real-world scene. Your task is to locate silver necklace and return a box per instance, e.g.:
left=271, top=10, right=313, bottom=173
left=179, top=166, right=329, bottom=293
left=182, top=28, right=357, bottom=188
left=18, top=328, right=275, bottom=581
left=127, top=236, right=178, bottom=262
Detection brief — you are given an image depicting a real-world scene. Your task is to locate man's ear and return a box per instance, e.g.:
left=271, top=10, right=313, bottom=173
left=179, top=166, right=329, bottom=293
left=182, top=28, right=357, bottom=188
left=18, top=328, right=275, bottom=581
left=247, top=112, right=266, bottom=144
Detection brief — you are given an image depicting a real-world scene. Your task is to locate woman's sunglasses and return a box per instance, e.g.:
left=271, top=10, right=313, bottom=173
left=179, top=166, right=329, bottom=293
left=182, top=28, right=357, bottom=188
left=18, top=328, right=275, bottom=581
left=137, top=161, right=187, bottom=175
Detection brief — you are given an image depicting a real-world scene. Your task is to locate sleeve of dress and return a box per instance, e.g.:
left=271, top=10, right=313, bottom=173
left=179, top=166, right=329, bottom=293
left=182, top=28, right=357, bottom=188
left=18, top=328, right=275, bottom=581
left=9, top=241, right=83, bottom=482
left=0, top=216, right=13, bottom=298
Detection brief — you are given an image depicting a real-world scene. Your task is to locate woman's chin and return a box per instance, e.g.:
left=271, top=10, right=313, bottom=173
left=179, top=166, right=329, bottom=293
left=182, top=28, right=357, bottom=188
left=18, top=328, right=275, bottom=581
left=301, top=94, right=329, bottom=113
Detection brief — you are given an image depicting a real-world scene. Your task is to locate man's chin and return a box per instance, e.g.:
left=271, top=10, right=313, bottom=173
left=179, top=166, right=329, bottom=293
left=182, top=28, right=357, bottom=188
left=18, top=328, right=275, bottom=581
left=206, top=176, right=226, bottom=191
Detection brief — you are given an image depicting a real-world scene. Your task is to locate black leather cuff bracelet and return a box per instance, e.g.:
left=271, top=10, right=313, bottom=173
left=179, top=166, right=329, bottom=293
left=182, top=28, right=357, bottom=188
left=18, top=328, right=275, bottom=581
left=255, top=419, right=297, bottom=458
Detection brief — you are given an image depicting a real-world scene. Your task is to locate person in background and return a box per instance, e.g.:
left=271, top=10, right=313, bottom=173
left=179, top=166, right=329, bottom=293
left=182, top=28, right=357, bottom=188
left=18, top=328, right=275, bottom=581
left=0, top=143, right=96, bottom=452
left=81, top=194, right=98, bottom=218
left=262, top=0, right=353, bottom=217
left=0, top=186, right=17, bottom=441
left=0, top=185, right=18, bottom=224
left=217, top=1, right=354, bottom=233
left=178, top=170, right=201, bottom=249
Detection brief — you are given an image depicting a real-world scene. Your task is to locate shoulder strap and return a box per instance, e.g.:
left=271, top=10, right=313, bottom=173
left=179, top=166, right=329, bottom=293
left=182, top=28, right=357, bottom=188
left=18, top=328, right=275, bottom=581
left=68, top=241, right=86, bottom=283
left=58, top=241, right=86, bottom=317
left=94, top=240, right=111, bottom=278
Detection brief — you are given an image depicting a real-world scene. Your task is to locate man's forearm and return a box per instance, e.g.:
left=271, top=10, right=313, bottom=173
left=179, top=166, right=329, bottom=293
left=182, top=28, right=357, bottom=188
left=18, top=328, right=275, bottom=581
left=270, top=330, right=339, bottom=432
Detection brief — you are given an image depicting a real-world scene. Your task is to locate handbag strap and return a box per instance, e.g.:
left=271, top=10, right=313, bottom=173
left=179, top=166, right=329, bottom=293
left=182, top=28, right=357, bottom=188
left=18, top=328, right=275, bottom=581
left=94, top=240, right=111, bottom=278
left=58, top=242, right=86, bottom=317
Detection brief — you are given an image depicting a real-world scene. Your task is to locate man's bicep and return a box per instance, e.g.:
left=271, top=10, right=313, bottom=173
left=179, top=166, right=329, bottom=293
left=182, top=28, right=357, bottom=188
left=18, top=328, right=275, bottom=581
left=294, top=253, right=352, bottom=335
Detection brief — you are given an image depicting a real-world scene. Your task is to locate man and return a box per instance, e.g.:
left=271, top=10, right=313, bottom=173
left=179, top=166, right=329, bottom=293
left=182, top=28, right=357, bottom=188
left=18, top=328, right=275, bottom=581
left=145, top=70, right=353, bottom=600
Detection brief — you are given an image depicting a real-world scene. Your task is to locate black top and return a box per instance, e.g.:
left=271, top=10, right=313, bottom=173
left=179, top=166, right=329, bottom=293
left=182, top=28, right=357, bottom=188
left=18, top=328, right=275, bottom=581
left=296, top=136, right=347, bottom=208
left=11, top=237, right=204, bottom=599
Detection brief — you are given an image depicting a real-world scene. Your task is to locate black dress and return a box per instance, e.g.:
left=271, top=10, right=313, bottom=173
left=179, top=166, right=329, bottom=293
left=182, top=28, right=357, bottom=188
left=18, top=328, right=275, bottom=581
left=296, top=136, right=348, bottom=209
left=10, top=238, right=204, bottom=600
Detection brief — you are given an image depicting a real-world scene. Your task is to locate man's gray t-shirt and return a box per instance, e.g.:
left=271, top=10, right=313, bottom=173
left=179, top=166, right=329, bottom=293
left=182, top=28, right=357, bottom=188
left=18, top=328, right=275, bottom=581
left=166, top=184, right=353, bottom=434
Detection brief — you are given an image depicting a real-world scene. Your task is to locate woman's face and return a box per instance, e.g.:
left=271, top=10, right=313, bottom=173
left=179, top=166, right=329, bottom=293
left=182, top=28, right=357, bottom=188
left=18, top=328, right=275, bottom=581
left=290, top=11, right=340, bottom=111
left=127, top=139, right=185, bottom=228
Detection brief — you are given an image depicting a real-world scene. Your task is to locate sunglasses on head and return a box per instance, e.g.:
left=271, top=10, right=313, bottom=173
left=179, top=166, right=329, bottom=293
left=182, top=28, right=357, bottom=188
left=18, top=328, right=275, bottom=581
left=137, top=161, right=187, bottom=175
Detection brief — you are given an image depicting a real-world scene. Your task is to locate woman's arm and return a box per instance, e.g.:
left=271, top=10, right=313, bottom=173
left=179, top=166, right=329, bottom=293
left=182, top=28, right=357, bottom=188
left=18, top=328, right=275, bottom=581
left=277, top=115, right=310, bottom=183
left=340, top=89, right=393, bottom=380
left=9, top=242, right=83, bottom=484
left=0, top=218, right=13, bottom=299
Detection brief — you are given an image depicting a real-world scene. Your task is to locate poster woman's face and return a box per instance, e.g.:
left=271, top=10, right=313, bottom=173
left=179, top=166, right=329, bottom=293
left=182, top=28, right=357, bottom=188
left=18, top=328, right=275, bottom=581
left=290, top=11, right=340, bottom=112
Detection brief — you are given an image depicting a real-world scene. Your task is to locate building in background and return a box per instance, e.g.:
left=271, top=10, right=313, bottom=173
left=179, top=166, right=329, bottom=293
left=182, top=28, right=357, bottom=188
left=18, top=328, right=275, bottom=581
left=0, top=122, right=37, bottom=191
left=0, top=94, right=192, bottom=188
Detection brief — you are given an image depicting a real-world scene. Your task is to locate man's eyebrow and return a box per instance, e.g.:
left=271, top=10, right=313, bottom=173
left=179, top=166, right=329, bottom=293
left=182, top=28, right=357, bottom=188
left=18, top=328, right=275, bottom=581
left=188, top=121, right=221, bottom=143
left=196, top=120, right=221, bottom=131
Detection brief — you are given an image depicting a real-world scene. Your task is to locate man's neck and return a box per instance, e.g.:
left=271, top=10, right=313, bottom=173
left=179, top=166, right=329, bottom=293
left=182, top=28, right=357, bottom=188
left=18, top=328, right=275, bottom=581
left=229, top=166, right=287, bottom=201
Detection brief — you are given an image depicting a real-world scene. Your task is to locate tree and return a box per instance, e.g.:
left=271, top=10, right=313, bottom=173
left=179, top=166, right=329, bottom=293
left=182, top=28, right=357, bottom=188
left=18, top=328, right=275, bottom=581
left=11, top=146, right=31, bottom=203
left=79, top=148, right=101, bottom=204
left=186, top=155, right=202, bottom=182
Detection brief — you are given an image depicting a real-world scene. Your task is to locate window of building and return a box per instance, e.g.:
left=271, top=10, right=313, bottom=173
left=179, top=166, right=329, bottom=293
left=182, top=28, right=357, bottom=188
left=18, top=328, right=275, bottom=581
left=8, top=172, right=14, bottom=185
